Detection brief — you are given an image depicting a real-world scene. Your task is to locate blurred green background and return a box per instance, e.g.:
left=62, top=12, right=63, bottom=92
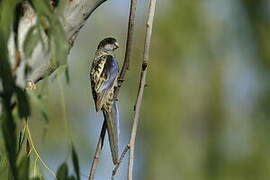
left=4, top=0, right=270, bottom=179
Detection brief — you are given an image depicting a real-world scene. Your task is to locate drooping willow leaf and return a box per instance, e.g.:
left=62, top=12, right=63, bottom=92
left=71, top=144, right=80, bottom=180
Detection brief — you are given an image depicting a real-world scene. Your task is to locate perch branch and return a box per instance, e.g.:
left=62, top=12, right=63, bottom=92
left=127, top=0, right=157, bottom=179
left=112, top=144, right=130, bottom=178
left=88, top=121, right=107, bottom=180
left=114, top=0, right=138, bottom=99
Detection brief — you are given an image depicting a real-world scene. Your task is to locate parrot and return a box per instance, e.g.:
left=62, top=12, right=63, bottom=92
left=90, top=37, right=120, bottom=164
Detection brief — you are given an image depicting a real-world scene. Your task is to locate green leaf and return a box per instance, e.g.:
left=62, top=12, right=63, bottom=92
left=71, top=144, right=80, bottom=180
left=31, top=0, right=52, bottom=17
left=2, top=110, right=18, bottom=179
left=56, top=162, right=68, bottom=180
left=27, top=90, right=49, bottom=123
left=26, top=139, right=30, bottom=155
left=31, top=177, right=41, bottom=180
left=41, top=110, right=49, bottom=123
left=37, top=24, right=46, bottom=49
left=0, top=150, right=8, bottom=171
left=23, top=26, right=39, bottom=58
left=17, top=127, right=26, bottom=154
left=67, top=176, right=76, bottom=180
left=51, top=65, right=68, bottom=81
left=15, top=87, right=30, bottom=118
left=17, top=155, right=30, bottom=180
left=0, top=0, right=16, bottom=41
left=50, top=20, right=68, bottom=65
left=65, top=65, right=70, bottom=84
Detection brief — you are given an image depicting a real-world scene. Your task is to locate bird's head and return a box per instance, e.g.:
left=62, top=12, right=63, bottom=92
left=97, top=37, right=119, bottom=51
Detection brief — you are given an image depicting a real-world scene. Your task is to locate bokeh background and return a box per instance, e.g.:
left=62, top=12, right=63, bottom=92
left=8, top=0, right=270, bottom=179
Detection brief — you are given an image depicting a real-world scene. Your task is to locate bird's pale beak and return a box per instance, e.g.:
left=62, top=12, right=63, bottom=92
left=114, top=42, right=119, bottom=49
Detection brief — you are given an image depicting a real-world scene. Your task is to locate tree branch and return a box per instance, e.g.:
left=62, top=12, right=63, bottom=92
left=127, top=0, right=157, bottom=179
left=10, top=0, right=108, bottom=87
left=114, top=0, right=138, bottom=99
left=88, top=121, right=107, bottom=180
left=112, top=144, right=130, bottom=178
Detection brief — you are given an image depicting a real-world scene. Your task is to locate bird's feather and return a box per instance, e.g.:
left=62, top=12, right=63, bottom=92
left=103, top=101, right=119, bottom=164
left=90, top=38, right=120, bottom=164
left=97, top=55, right=118, bottom=92
left=90, top=53, right=120, bottom=164
left=90, top=55, right=118, bottom=111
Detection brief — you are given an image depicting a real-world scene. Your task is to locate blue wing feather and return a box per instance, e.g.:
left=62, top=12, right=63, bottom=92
left=91, top=55, right=119, bottom=111
left=103, top=100, right=119, bottom=164
left=98, top=55, right=119, bottom=92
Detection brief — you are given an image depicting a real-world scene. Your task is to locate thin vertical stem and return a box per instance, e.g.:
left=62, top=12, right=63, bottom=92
left=88, top=121, right=107, bottom=180
left=127, top=0, right=157, bottom=179
left=25, top=120, right=56, bottom=178
left=114, top=0, right=138, bottom=99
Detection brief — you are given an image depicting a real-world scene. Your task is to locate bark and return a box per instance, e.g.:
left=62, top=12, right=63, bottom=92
left=9, top=0, right=108, bottom=87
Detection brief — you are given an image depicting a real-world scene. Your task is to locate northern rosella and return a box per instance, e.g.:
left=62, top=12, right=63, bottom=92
left=90, top=37, right=120, bottom=164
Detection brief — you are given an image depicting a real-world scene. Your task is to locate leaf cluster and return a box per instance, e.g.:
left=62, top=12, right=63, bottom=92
left=0, top=0, right=72, bottom=179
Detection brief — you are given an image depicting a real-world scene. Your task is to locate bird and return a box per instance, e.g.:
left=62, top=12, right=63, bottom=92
left=90, top=37, right=120, bottom=165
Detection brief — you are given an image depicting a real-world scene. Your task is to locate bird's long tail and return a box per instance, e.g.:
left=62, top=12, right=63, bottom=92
left=102, top=101, right=119, bottom=164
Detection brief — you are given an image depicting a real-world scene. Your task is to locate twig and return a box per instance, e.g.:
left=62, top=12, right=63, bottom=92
left=88, top=0, right=138, bottom=179
left=114, top=0, right=138, bottom=99
left=127, top=0, right=157, bottom=179
left=111, top=144, right=130, bottom=178
left=88, top=121, right=107, bottom=180
left=25, top=120, right=56, bottom=178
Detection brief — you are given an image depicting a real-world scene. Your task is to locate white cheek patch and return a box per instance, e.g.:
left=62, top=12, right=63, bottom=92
left=104, top=44, right=114, bottom=51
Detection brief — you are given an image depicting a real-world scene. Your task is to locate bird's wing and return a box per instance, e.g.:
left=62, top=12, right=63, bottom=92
left=97, top=55, right=119, bottom=92
left=91, top=55, right=119, bottom=111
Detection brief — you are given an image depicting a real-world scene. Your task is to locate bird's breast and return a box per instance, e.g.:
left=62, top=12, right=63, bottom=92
left=91, top=57, right=106, bottom=84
